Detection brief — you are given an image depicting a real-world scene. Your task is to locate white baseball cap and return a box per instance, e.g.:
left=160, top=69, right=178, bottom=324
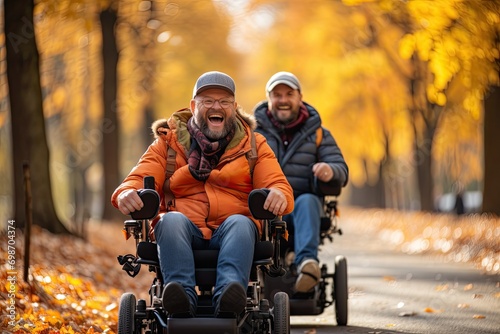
left=266, top=71, right=301, bottom=92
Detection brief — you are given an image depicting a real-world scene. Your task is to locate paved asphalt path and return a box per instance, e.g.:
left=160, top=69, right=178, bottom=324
left=288, top=216, right=500, bottom=334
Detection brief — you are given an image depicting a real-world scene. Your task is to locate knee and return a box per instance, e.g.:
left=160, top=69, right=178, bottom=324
left=295, top=194, right=321, bottom=209
left=154, top=212, right=190, bottom=240
left=224, top=215, right=257, bottom=239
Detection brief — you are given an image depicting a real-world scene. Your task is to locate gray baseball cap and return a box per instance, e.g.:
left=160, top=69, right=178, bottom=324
left=193, top=71, right=235, bottom=98
left=266, top=71, right=301, bottom=92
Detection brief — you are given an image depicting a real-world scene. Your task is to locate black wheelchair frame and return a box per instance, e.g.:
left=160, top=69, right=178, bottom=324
left=261, top=178, right=348, bottom=326
left=116, top=177, right=292, bottom=334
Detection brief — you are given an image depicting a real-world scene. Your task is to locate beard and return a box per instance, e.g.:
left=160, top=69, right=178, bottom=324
left=195, top=111, right=237, bottom=140
left=271, top=104, right=299, bottom=125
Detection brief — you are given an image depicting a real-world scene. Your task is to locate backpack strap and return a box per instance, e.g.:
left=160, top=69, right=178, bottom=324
left=163, top=146, right=176, bottom=206
left=315, top=127, right=323, bottom=147
left=315, top=127, right=324, bottom=163
left=165, top=146, right=176, bottom=179
left=246, top=130, right=258, bottom=177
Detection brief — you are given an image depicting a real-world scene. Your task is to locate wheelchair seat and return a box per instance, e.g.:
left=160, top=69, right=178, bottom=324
left=135, top=240, right=274, bottom=287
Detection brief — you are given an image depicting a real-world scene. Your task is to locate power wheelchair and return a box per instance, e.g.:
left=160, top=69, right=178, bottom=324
left=262, top=178, right=348, bottom=326
left=116, top=176, right=291, bottom=334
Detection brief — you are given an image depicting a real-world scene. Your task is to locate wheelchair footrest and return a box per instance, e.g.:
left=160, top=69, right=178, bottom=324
left=167, top=317, right=237, bottom=334
left=117, top=254, right=141, bottom=277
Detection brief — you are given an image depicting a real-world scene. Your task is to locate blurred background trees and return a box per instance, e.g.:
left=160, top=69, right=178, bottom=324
left=4, top=0, right=68, bottom=233
left=1, top=0, right=499, bottom=232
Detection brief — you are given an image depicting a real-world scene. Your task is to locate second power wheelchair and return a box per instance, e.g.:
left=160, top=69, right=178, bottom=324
left=116, top=176, right=292, bottom=334
left=262, top=179, right=349, bottom=326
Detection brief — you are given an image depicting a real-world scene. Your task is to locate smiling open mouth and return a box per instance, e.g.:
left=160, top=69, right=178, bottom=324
left=208, top=114, right=224, bottom=124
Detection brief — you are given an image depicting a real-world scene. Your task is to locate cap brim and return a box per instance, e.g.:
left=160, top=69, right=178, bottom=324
left=194, top=84, right=235, bottom=97
left=266, top=80, right=299, bottom=92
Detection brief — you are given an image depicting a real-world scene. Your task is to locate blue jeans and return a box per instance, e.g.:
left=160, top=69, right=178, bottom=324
left=284, top=193, right=322, bottom=266
left=154, top=212, right=258, bottom=307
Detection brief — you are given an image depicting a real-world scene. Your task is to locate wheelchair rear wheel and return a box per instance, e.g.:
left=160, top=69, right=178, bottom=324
left=118, top=292, right=136, bottom=334
left=273, top=292, right=290, bottom=334
left=334, top=255, right=348, bottom=326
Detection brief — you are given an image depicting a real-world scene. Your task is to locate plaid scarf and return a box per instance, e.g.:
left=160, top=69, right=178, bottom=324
left=186, top=117, right=235, bottom=181
left=267, top=103, right=309, bottom=145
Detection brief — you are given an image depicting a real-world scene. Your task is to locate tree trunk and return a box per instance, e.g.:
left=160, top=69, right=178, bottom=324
left=100, top=8, right=122, bottom=221
left=414, top=125, right=435, bottom=211
left=482, top=85, right=500, bottom=215
left=4, top=0, right=69, bottom=234
left=143, top=105, right=155, bottom=148
left=409, top=56, right=439, bottom=212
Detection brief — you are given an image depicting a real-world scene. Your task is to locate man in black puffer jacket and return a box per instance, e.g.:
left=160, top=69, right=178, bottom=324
left=253, top=71, right=349, bottom=293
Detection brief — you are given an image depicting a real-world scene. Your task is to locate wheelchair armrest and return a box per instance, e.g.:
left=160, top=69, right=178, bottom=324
left=129, top=176, right=160, bottom=220
left=130, top=189, right=160, bottom=220
left=248, top=188, right=276, bottom=220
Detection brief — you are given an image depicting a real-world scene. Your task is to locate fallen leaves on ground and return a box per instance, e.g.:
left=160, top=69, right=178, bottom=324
left=1, top=221, right=152, bottom=334
left=423, top=307, right=444, bottom=313
left=434, top=283, right=449, bottom=291
left=1, top=264, right=119, bottom=333
left=382, top=276, right=397, bottom=282
left=398, top=311, right=417, bottom=317
left=343, top=208, right=500, bottom=275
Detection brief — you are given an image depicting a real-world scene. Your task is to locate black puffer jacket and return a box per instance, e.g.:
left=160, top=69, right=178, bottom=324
left=253, top=101, right=348, bottom=199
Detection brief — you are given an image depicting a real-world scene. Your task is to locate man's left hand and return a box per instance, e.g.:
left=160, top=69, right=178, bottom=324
left=312, top=162, right=333, bottom=182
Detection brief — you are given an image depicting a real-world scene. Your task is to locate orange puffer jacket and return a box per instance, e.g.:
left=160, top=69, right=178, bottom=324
left=111, top=108, right=294, bottom=239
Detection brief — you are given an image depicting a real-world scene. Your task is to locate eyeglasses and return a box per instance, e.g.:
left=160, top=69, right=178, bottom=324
left=196, top=98, right=235, bottom=109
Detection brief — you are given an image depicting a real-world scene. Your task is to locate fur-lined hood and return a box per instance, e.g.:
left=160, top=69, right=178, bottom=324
left=152, top=106, right=256, bottom=139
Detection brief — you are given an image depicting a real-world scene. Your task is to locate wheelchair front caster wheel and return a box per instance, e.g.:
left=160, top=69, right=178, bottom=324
left=118, top=292, right=137, bottom=334
left=273, top=292, right=290, bottom=334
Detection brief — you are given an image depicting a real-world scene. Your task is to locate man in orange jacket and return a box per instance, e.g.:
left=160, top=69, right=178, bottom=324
left=112, top=71, right=294, bottom=318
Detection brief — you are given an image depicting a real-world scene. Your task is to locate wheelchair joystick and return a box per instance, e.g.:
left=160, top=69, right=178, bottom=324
left=144, top=175, right=155, bottom=189
left=269, top=264, right=286, bottom=277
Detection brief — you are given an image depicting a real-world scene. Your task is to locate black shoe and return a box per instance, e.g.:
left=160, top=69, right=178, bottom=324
left=162, top=282, right=195, bottom=317
left=214, top=282, right=247, bottom=318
